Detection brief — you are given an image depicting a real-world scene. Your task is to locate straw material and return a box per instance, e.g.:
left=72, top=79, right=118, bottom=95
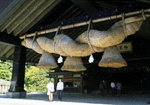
left=21, top=38, right=45, bottom=54
left=21, top=16, right=144, bottom=69
left=61, top=56, right=87, bottom=72
left=54, top=34, right=104, bottom=57
left=36, top=36, right=67, bottom=56
left=36, top=52, right=58, bottom=69
left=98, top=46, right=127, bottom=68
left=36, top=37, right=55, bottom=53
left=76, top=16, right=143, bottom=48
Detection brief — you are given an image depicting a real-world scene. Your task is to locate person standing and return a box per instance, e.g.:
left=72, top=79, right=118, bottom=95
left=46, top=80, right=55, bottom=102
left=56, top=79, right=64, bottom=101
left=110, top=81, right=116, bottom=97
left=116, top=82, right=122, bottom=96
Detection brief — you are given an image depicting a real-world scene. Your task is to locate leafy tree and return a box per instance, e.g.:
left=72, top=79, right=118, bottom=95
left=0, top=70, right=11, bottom=81
left=25, top=66, right=54, bottom=93
left=0, top=60, right=54, bottom=93
left=0, top=60, right=12, bottom=81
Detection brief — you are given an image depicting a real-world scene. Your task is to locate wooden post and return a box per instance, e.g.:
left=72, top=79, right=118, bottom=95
left=7, top=45, right=26, bottom=98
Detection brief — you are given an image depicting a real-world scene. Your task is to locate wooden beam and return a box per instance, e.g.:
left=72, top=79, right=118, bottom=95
left=0, top=46, right=12, bottom=57
left=15, top=0, right=61, bottom=36
left=5, top=48, right=14, bottom=58
left=0, top=32, right=20, bottom=45
left=95, top=1, right=117, bottom=9
left=7, top=0, right=47, bottom=35
left=136, top=0, right=150, bottom=3
left=71, top=0, right=98, bottom=14
left=0, top=0, right=37, bottom=32
left=0, top=0, right=25, bottom=24
left=30, top=53, right=40, bottom=63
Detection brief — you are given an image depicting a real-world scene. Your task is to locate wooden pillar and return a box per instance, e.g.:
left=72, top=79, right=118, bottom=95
left=7, top=45, right=26, bottom=98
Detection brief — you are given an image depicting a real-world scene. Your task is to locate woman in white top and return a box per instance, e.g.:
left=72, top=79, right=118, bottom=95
left=46, top=80, right=54, bottom=102
left=56, top=79, right=64, bottom=101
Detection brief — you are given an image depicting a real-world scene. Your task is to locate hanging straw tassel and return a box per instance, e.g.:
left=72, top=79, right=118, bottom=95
left=61, top=56, right=87, bottom=72
left=37, top=52, right=58, bottom=69
left=98, top=46, right=127, bottom=68
left=89, top=54, right=94, bottom=63
left=58, top=55, right=63, bottom=63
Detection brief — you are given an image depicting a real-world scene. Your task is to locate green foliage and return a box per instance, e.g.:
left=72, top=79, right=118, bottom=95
left=0, top=70, right=11, bottom=81
left=0, top=60, right=54, bottom=93
left=0, top=60, right=12, bottom=81
left=25, top=66, right=54, bottom=93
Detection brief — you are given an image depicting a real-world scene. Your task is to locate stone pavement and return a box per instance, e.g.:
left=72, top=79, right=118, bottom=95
left=0, top=92, right=150, bottom=105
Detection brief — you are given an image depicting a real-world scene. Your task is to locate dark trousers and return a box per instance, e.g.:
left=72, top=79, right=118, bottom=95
left=58, top=90, right=63, bottom=100
left=111, top=88, right=116, bottom=96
